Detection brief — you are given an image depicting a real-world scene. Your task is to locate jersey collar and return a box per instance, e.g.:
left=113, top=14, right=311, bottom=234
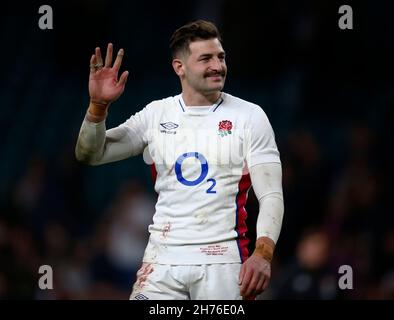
left=178, top=93, right=224, bottom=113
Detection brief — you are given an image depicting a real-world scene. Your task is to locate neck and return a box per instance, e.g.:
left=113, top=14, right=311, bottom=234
left=181, top=90, right=221, bottom=106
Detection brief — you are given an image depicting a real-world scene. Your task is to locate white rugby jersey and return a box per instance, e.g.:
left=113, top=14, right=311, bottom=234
left=116, top=92, right=280, bottom=264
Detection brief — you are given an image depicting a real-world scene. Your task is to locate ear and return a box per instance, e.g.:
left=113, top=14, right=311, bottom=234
left=172, top=58, right=184, bottom=77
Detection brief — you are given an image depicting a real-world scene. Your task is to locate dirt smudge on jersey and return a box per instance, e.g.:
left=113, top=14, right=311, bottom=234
left=195, top=212, right=209, bottom=225
left=160, top=222, right=171, bottom=240
left=136, top=263, right=154, bottom=289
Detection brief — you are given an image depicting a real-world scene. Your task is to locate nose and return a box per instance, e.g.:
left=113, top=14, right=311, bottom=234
left=210, top=57, right=223, bottom=72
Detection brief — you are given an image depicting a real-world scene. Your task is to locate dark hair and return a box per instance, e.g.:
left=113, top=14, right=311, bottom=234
left=169, top=20, right=222, bottom=58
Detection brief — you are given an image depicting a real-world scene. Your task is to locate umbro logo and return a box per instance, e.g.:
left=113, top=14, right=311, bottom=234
left=160, top=122, right=178, bottom=130
left=134, top=293, right=149, bottom=300
left=160, top=122, right=178, bottom=134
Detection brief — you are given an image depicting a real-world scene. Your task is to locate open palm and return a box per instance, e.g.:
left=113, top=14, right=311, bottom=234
left=89, top=43, right=129, bottom=105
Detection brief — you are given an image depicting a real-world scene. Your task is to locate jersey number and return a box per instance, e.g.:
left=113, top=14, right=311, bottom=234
left=175, top=152, right=216, bottom=194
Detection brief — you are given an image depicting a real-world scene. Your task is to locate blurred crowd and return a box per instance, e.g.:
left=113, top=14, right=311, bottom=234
left=0, top=154, right=156, bottom=299
left=0, top=1, right=393, bottom=299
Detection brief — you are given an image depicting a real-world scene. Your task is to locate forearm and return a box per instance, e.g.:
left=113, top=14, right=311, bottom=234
left=252, top=193, right=283, bottom=262
left=249, top=163, right=284, bottom=261
left=75, top=102, right=139, bottom=165
left=75, top=115, right=107, bottom=165
left=75, top=101, right=109, bottom=164
left=256, top=192, right=284, bottom=244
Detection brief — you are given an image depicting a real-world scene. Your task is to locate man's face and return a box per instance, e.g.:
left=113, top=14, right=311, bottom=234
left=179, top=38, right=227, bottom=95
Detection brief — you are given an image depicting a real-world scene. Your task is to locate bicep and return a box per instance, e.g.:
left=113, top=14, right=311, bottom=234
left=98, top=125, right=146, bottom=164
left=246, top=107, right=280, bottom=168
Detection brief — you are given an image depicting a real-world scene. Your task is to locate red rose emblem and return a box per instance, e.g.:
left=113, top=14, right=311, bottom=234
left=218, top=120, right=232, bottom=131
left=218, top=120, right=233, bottom=137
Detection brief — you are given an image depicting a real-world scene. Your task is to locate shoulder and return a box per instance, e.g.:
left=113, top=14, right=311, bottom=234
left=222, top=92, right=269, bottom=118
left=140, top=95, right=178, bottom=115
left=146, top=96, right=178, bottom=109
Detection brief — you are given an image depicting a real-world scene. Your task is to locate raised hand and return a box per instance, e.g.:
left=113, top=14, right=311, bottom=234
left=89, top=43, right=129, bottom=107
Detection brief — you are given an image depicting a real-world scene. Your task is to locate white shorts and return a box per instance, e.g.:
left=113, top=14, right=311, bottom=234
left=130, top=263, right=242, bottom=300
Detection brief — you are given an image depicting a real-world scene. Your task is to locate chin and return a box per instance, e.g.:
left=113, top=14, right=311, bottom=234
left=203, top=87, right=223, bottom=95
left=214, top=85, right=224, bottom=92
left=209, top=83, right=225, bottom=92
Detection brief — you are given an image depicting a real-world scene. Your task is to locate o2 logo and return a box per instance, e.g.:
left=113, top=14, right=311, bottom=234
left=175, top=152, right=216, bottom=194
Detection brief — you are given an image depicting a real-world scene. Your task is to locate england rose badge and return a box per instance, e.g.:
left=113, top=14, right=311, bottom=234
left=218, top=120, right=232, bottom=137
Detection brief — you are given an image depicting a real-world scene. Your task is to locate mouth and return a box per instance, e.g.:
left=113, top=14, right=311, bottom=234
left=206, top=74, right=224, bottom=81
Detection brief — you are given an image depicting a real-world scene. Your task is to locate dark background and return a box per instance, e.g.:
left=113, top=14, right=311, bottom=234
left=0, top=0, right=393, bottom=299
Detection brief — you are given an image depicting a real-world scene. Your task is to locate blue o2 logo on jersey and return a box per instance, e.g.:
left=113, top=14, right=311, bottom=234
left=175, top=152, right=216, bottom=193
left=175, top=152, right=208, bottom=186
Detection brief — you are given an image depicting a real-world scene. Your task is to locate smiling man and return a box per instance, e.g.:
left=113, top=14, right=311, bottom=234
left=75, top=20, right=284, bottom=300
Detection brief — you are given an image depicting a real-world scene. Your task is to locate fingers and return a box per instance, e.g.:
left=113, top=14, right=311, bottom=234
left=105, top=43, right=113, bottom=67
left=262, top=274, right=270, bottom=292
left=239, top=264, right=246, bottom=285
left=244, top=272, right=260, bottom=297
left=240, top=268, right=253, bottom=297
left=90, top=54, right=96, bottom=73
left=113, top=48, right=124, bottom=72
left=254, top=276, right=266, bottom=295
left=117, top=71, right=129, bottom=87
left=92, top=43, right=124, bottom=72
left=95, top=47, right=103, bottom=67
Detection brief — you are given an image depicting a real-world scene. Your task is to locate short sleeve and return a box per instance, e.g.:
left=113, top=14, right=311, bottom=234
left=245, top=105, right=281, bottom=168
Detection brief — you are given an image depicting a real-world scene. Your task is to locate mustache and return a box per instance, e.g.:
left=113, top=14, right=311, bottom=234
left=204, top=70, right=226, bottom=78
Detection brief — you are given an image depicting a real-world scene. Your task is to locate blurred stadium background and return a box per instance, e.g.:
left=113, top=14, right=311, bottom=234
left=0, top=0, right=393, bottom=299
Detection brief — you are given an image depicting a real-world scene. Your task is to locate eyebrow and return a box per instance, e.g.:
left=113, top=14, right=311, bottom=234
left=198, top=52, right=226, bottom=59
